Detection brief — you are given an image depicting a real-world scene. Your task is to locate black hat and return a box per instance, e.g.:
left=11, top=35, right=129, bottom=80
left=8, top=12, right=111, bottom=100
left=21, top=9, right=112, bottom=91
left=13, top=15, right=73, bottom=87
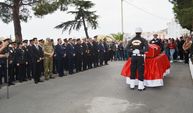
left=23, top=40, right=28, bottom=43
left=63, top=39, right=68, bottom=42
left=76, top=38, right=80, bottom=41
left=10, top=41, right=16, bottom=45
left=33, top=37, right=37, bottom=41
left=39, top=39, right=44, bottom=42
left=68, top=38, right=72, bottom=41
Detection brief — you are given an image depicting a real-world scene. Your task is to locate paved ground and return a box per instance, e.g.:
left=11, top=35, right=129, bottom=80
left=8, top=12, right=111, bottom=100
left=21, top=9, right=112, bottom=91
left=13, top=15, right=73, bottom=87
left=0, top=61, right=193, bottom=113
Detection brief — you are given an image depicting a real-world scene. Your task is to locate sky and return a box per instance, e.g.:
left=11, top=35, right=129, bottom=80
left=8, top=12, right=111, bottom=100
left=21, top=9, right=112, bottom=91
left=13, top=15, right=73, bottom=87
left=0, top=0, right=174, bottom=40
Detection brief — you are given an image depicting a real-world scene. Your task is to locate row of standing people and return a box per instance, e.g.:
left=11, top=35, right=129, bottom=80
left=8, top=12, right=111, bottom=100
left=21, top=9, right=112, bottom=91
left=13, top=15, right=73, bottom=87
left=0, top=37, right=111, bottom=86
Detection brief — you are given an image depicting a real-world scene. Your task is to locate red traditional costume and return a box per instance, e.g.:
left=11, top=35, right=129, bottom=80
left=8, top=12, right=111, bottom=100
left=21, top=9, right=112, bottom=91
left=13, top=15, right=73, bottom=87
left=121, top=44, right=170, bottom=87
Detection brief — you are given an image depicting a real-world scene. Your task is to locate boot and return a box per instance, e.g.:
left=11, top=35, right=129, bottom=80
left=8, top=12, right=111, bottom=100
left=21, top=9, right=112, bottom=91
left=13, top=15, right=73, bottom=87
left=130, top=79, right=135, bottom=89
left=138, top=81, right=145, bottom=91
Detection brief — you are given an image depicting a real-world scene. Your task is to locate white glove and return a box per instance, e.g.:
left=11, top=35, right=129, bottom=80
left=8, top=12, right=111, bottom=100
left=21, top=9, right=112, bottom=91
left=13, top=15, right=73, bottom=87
left=132, top=49, right=140, bottom=54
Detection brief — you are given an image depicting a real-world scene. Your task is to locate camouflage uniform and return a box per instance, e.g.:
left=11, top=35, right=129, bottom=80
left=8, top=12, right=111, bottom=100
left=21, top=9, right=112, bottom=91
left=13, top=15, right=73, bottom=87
left=43, top=41, right=54, bottom=80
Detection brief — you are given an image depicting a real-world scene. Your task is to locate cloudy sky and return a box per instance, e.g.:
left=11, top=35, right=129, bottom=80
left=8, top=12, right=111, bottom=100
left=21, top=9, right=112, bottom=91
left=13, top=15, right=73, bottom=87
left=0, top=0, right=174, bottom=40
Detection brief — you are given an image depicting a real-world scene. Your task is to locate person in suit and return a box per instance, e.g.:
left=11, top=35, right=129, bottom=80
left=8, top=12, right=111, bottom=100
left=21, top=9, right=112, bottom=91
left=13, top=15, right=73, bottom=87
left=87, top=39, right=94, bottom=69
left=66, top=38, right=76, bottom=74
left=93, top=36, right=100, bottom=67
left=55, top=38, right=66, bottom=77
left=31, top=38, right=43, bottom=84
left=103, top=38, right=109, bottom=65
left=82, top=39, right=88, bottom=70
left=75, top=39, right=83, bottom=72
left=38, top=39, right=45, bottom=77
left=98, top=39, right=105, bottom=66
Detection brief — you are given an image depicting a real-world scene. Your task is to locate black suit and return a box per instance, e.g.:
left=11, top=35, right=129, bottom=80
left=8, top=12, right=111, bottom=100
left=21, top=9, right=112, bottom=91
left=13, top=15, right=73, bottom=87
left=66, top=43, right=75, bottom=74
left=93, top=41, right=99, bottom=67
left=75, top=43, right=83, bottom=72
left=55, top=44, right=66, bottom=76
left=31, top=45, right=42, bottom=83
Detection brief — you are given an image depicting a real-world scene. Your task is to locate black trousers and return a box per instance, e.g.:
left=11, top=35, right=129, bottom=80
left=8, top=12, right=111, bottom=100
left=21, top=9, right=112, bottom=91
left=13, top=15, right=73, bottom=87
left=83, top=54, right=88, bottom=70
left=94, top=53, right=99, bottom=67
left=33, top=61, right=41, bottom=82
left=130, top=56, right=144, bottom=81
left=184, top=52, right=189, bottom=64
left=17, top=63, right=26, bottom=82
left=75, top=55, right=82, bottom=72
left=68, top=57, right=74, bottom=74
left=56, top=58, right=64, bottom=76
left=179, top=49, right=184, bottom=60
left=8, top=63, right=15, bottom=83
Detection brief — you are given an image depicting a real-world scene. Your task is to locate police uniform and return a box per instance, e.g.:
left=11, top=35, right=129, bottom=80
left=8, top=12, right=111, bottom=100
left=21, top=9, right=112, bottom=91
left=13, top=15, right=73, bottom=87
left=149, top=34, right=163, bottom=51
left=23, top=40, right=31, bottom=80
left=66, top=41, right=75, bottom=74
left=8, top=42, right=16, bottom=85
left=75, top=39, right=83, bottom=72
left=127, top=27, right=148, bottom=91
left=15, top=42, right=27, bottom=82
left=55, top=39, right=66, bottom=77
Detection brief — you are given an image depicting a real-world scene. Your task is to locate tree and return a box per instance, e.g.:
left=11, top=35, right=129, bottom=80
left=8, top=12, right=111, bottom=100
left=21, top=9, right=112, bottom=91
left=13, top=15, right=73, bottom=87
left=169, top=0, right=193, bottom=33
left=111, top=33, right=123, bottom=41
left=0, top=0, right=72, bottom=42
left=55, top=0, right=98, bottom=39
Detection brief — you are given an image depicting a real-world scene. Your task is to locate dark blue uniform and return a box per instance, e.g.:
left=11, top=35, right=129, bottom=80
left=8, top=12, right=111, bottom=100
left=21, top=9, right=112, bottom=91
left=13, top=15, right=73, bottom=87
left=66, top=43, right=75, bottom=74
left=93, top=41, right=100, bottom=67
left=55, top=44, right=66, bottom=76
left=75, top=43, right=83, bottom=72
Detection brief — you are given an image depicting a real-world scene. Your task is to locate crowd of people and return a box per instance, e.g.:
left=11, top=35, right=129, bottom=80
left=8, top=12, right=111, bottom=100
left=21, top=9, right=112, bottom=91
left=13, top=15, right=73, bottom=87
left=0, top=34, right=192, bottom=88
left=149, top=34, right=193, bottom=64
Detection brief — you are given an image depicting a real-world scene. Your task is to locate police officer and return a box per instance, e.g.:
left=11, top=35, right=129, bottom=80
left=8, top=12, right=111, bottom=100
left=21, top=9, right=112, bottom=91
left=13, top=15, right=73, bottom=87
left=8, top=41, right=16, bottom=85
left=93, top=36, right=100, bottom=67
left=23, top=40, right=31, bottom=80
left=82, top=38, right=88, bottom=70
left=66, top=38, right=76, bottom=74
left=150, top=34, right=163, bottom=51
left=15, top=42, right=27, bottom=82
left=75, top=39, right=83, bottom=72
left=55, top=38, right=66, bottom=77
left=127, top=27, right=148, bottom=91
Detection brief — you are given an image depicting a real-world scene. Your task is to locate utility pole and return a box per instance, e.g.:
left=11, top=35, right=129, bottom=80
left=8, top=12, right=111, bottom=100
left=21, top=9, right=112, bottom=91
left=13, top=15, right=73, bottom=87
left=121, top=0, right=124, bottom=35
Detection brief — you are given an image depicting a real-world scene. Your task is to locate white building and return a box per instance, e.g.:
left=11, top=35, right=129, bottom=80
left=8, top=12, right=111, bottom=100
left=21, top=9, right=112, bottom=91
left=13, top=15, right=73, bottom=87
left=167, top=19, right=190, bottom=38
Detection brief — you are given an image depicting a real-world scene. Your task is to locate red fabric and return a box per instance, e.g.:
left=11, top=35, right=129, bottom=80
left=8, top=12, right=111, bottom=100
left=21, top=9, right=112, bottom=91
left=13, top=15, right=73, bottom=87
left=145, top=44, right=161, bottom=58
left=121, top=53, right=170, bottom=80
left=167, top=43, right=176, bottom=49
